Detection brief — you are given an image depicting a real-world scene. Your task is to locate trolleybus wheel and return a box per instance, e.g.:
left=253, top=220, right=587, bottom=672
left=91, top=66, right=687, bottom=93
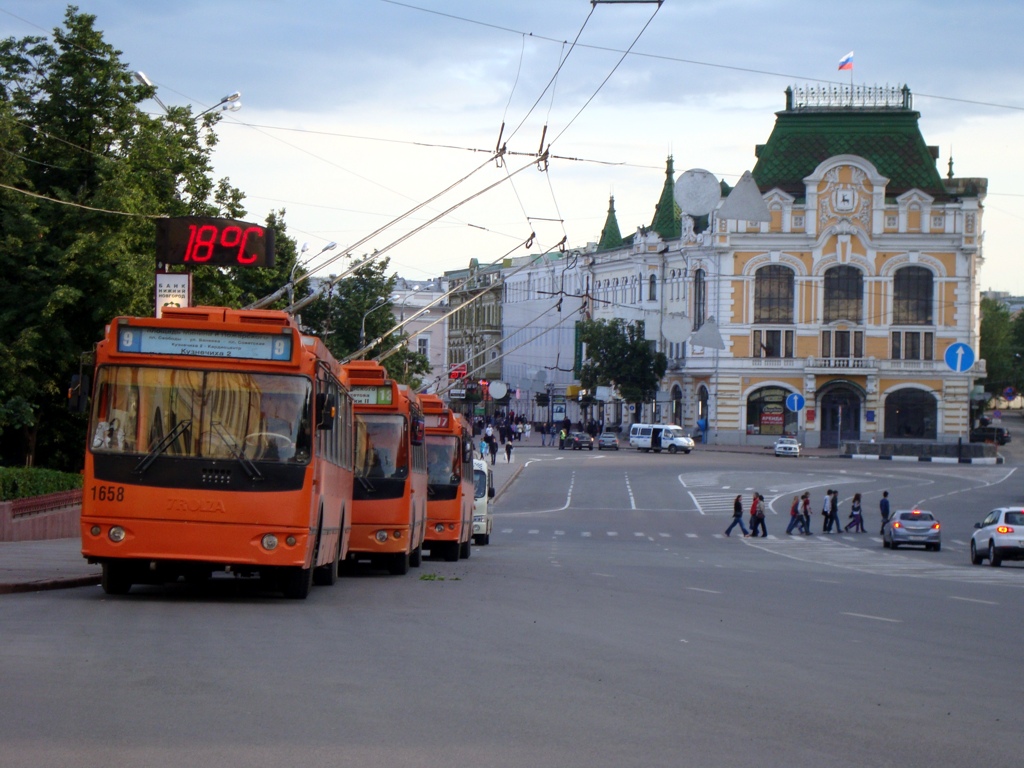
left=101, top=562, right=133, bottom=595
left=388, top=551, right=410, bottom=576
left=409, top=545, right=422, bottom=568
left=313, top=539, right=339, bottom=586
left=459, top=538, right=471, bottom=559
left=281, top=565, right=313, bottom=599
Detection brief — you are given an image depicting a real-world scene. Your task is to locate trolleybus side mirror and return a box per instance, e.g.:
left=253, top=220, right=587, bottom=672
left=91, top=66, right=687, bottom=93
left=68, top=374, right=90, bottom=412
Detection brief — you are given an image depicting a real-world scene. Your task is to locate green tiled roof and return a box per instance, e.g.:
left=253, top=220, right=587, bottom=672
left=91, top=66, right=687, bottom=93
left=597, top=196, right=625, bottom=251
left=650, top=156, right=681, bottom=239
left=752, top=109, right=947, bottom=198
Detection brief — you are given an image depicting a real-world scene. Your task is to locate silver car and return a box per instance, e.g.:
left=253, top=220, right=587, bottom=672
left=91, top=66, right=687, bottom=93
left=883, top=509, right=941, bottom=551
left=597, top=431, right=619, bottom=450
left=970, top=507, right=1024, bottom=566
left=773, top=437, right=800, bottom=457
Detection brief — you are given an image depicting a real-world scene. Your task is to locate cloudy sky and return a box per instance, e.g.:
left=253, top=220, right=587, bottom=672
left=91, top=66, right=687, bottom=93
left=3, top=0, right=1023, bottom=292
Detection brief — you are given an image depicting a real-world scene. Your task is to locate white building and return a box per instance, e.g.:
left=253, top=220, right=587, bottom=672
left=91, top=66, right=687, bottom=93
left=390, top=277, right=449, bottom=393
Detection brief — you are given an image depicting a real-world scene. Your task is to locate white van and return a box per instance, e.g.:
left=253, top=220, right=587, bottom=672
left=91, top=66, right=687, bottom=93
left=628, top=423, right=695, bottom=454
left=472, top=458, right=494, bottom=545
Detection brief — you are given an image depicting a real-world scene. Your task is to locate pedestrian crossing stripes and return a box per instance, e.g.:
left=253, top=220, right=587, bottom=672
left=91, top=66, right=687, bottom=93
left=492, top=528, right=1024, bottom=587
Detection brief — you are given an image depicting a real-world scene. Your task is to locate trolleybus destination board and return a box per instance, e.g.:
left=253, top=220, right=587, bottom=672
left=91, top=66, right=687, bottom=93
left=116, top=326, right=293, bottom=361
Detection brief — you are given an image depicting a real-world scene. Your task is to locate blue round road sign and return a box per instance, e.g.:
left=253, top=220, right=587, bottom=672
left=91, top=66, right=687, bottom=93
left=786, top=393, right=805, bottom=411
left=944, top=342, right=975, bottom=373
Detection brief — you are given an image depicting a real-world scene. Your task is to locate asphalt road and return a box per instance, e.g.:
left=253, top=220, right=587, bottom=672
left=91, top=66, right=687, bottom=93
left=3, top=445, right=1022, bottom=767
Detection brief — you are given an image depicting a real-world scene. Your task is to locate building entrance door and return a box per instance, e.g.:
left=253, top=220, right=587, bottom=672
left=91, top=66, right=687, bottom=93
left=820, top=387, right=861, bottom=448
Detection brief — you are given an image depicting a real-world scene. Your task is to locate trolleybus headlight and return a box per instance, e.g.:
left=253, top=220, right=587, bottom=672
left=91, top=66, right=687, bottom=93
left=434, top=523, right=445, bottom=533
left=108, top=526, right=126, bottom=543
left=261, top=534, right=279, bottom=551
left=375, top=530, right=388, bottom=543
left=90, top=525, right=102, bottom=536
left=285, top=536, right=297, bottom=546
left=393, top=530, right=402, bottom=539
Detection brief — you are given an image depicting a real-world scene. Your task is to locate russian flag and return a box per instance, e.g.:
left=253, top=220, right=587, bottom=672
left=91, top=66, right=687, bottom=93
left=838, top=51, right=854, bottom=71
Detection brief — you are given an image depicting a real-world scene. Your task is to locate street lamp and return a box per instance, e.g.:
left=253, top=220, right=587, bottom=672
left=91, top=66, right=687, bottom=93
left=359, top=297, right=389, bottom=349
left=134, top=71, right=241, bottom=119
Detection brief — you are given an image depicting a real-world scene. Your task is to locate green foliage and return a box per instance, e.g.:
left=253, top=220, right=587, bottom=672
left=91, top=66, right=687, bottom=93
left=0, top=8, right=261, bottom=468
left=0, top=466, right=82, bottom=501
left=300, top=256, right=431, bottom=388
left=979, top=297, right=1022, bottom=397
left=578, top=318, right=667, bottom=408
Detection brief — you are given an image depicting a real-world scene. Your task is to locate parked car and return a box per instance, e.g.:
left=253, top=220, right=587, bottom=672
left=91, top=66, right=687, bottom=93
left=569, top=432, right=594, bottom=450
left=882, top=509, right=941, bottom=551
left=773, top=437, right=800, bottom=457
left=597, top=431, right=619, bottom=450
left=970, top=507, right=1024, bottom=566
left=969, top=426, right=1010, bottom=445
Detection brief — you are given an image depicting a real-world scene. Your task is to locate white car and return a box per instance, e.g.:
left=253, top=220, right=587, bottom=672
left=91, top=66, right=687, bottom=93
left=774, top=437, right=800, bottom=457
left=970, top=507, right=1024, bottom=566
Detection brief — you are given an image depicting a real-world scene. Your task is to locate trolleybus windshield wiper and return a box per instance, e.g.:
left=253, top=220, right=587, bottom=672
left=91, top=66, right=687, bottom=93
left=134, top=419, right=192, bottom=475
left=211, top=421, right=263, bottom=481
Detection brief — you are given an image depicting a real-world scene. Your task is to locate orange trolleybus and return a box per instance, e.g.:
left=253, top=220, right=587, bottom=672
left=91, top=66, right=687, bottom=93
left=420, top=394, right=474, bottom=561
left=81, top=306, right=354, bottom=599
left=341, top=360, right=427, bottom=575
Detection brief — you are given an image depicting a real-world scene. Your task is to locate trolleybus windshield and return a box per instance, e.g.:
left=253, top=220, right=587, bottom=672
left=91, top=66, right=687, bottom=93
left=89, top=366, right=312, bottom=463
left=426, top=435, right=461, bottom=499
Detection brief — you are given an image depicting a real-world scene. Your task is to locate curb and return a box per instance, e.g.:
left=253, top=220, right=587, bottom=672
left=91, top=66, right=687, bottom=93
left=493, top=464, right=525, bottom=503
left=0, top=574, right=100, bottom=595
left=846, top=454, right=1003, bottom=464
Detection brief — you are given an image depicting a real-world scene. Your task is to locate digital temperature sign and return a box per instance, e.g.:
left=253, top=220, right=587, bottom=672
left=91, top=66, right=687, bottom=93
left=155, top=216, right=275, bottom=267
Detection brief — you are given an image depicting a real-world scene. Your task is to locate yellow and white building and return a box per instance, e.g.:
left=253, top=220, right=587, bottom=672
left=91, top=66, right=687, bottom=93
left=588, top=85, right=987, bottom=447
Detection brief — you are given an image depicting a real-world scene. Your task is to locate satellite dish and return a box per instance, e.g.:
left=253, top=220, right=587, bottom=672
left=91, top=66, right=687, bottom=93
left=489, top=380, right=509, bottom=400
left=662, top=314, right=693, bottom=343
left=531, top=370, right=548, bottom=388
left=673, top=169, right=721, bottom=216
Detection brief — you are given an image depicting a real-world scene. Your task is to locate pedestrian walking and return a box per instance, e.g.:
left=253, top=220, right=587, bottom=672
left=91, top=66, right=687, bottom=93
left=786, top=495, right=806, bottom=534
left=488, top=436, right=498, bottom=465
left=800, top=492, right=813, bottom=535
left=828, top=489, right=843, bottom=533
left=821, top=489, right=834, bottom=533
left=748, top=493, right=768, bottom=538
left=879, top=490, right=891, bottom=535
left=844, top=492, right=865, bottom=532
left=504, top=441, right=514, bottom=463
left=725, top=494, right=749, bottom=537
left=479, top=437, right=487, bottom=458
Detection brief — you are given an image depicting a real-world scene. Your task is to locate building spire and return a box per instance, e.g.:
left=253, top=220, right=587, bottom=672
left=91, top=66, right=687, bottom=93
left=650, top=155, right=681, bottom=240
left=598, top=195, right=623, bottom=250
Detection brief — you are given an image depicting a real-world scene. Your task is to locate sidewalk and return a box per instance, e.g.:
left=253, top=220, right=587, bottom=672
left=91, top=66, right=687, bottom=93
left=0, top=450, right=530, bottom=595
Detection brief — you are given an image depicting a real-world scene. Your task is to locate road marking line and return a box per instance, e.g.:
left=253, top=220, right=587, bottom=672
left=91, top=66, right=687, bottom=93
left=687, top=587, right=722, bottom=594
left=950, top=595, right=998, bottom=605
left=842, top=612, right=901, bottom=623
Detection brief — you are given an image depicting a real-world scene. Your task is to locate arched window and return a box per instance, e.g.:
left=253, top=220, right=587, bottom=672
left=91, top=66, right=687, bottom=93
left=693, top=269, right=706, bottom=330
left=824, top=265, right=863, bottom=323
left=649, top=274, right=657, bottom=301
left=746, top=386, right=797, bottom=436
left=893, top=266, right=933, bottom=324
left=754, top=265, right=794, bottom=323
left=884, top=388, right=937, bottom=439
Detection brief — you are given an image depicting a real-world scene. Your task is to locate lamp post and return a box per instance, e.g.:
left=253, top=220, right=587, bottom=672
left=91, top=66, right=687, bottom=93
left=134, top=71, right=241, bottom=119
left=359, top=297, right=389, bottom=349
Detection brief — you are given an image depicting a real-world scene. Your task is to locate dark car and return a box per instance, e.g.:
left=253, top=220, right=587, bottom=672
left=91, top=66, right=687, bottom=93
left=969, top=426, right=1010, bottom=445
left=569, top=432, right=594, bottom=450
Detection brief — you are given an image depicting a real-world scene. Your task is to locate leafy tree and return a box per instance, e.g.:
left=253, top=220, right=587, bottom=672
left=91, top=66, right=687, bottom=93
left=578, top=318, right=667, bottom=418
left=980, top=296, right=1022, bottom=401
left=301, top=255, right=431, bottom=388
left=0, top=7, right=246, bottom=467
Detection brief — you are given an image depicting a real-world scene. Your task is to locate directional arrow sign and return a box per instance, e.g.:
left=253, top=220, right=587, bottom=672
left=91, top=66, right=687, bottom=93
left=786, top=393, right=805, bottom=412
left=944, top=342, right=976, bottom=373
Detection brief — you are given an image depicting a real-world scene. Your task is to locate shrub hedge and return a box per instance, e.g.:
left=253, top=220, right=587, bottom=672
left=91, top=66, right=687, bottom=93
left=0, top=467, right=83, bottom=501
